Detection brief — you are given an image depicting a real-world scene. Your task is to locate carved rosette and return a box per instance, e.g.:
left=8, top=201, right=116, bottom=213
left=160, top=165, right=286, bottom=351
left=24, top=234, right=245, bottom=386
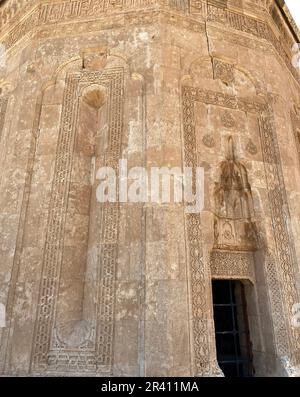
left=221, top=111, right=235, bottom=129
left=213, top=59, right=235, bottom=85
left=182, top=84, right=300, bottom=373
left=246, top=139, right=258, bottom=155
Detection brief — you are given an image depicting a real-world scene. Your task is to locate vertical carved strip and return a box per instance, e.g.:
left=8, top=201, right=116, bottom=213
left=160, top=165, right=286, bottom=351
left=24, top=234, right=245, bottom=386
left=182, top=87, right=211, bottom=375
left=182, top=86, right=300, bottom=372
left=31, top=75, right=80, bottom=370
left=259, top=110, right=300, bottom=363
left=264, top=253, right=289, bottom=356
left=31, top=69, right=123, bottom=374
left=291, top=110, right=300, bottom=170
left=96, top=70, right=123, bottom=369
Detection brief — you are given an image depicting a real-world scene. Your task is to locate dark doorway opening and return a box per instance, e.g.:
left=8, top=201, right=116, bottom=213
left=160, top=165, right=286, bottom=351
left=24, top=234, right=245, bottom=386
left=212, top=279, right=254, bottom=377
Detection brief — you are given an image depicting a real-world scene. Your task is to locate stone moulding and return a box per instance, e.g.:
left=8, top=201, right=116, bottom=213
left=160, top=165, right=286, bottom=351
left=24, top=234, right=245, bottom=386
left=30, top=68, right=124, bottom=375
left=0, top=1, right=299, bottom=85
left=182, top=85, right=300, bottom=373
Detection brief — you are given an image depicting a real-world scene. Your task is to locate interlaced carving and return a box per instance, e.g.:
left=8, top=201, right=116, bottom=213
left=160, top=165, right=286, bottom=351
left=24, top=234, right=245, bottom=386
left=31, top=68, right=124, bottom=374
left=0, top=1, right=299, bottom=87
left=213, top=59, right=234, bottom=85
left=210, top=250, right=255, bottom=281
left=182, top=87, right=212, bottom=375
left=182, top=85, right=300, bottom=373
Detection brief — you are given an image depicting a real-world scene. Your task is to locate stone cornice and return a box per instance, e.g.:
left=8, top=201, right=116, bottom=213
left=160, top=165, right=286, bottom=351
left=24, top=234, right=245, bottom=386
left=275, top=0, right=300, bottom=42
left=0, top=1, right=298, bottom=35
left=0, top=0, right=299, bottom=85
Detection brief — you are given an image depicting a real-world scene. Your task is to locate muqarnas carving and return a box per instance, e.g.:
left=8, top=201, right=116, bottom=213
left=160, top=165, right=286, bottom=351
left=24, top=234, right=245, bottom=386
left=213, top=136, right=258, bottom=251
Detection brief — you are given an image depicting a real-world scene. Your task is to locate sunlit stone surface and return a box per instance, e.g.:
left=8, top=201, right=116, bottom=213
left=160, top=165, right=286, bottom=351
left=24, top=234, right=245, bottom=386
left=0, top=0, right=300, bottom=377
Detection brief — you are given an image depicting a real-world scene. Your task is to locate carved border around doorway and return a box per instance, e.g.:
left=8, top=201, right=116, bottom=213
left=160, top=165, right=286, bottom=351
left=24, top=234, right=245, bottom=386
left=182, top=86, right=300, bottom=374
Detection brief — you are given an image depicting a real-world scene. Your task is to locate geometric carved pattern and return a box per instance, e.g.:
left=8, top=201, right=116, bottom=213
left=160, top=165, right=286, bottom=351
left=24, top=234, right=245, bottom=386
left=1, top=2, right=299, bottom=86
left=3, top=8, right=39, bottom=50
left=182, top=86, right=300, bottom=373
left=264, top=252, right=290, bottom=357
left=0, top=0, right=38, bottom=31
left=207, top=4, right=300, bottom=84
left=31, top=68, right=124, bottom=374
left=260, top=107, right=300, bottom=364
left=182, top=88, right=211, bottom=375
left=210, top=250, right=255, bottom=282
left=213, top=59, right=235, bottom=84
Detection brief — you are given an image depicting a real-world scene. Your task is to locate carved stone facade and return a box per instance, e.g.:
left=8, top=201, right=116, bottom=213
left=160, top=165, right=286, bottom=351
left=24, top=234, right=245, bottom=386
left=0, top=0, right=300, bottom=377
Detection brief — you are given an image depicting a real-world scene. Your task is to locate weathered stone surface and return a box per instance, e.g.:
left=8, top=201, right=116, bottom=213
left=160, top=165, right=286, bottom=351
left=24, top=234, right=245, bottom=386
left=0, top=0, right=300, bottom=377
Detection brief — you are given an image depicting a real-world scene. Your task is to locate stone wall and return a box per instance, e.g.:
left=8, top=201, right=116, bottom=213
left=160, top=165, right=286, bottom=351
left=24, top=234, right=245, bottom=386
left=0, top=0, right=300, bottom=376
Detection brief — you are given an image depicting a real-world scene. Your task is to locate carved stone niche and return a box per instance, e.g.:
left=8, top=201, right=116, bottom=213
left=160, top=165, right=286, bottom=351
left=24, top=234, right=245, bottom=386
left=82, top=46, right=108, bottom=71
left=190, top=0, right=203, bottom=12
left=30, top=66, right=124, bottom=374
left=211, top=136, right=258, bottom=282
left=213, top=136, right=258, bottom=252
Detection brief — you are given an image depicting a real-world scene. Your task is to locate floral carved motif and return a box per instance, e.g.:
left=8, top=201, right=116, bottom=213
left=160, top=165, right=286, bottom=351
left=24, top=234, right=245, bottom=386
left=246, top=139, right=258, bottom=155
left=202, top=134, right=215, bottom=148
left=182, top=85, right=300, bottom=373
left=213, top=59, right=235, bottom=85
left=221, top=110, right=235, bottom=129
left=210, top=250, right=255, bottom=281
